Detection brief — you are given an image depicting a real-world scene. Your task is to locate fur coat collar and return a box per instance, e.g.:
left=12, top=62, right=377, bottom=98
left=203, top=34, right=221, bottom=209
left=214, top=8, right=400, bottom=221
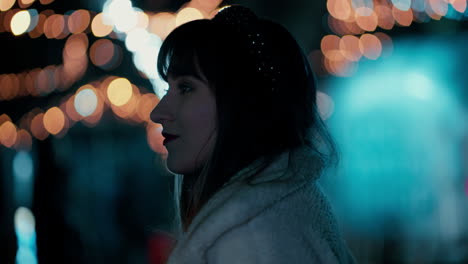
left=167, top=145, right=356, bottom=264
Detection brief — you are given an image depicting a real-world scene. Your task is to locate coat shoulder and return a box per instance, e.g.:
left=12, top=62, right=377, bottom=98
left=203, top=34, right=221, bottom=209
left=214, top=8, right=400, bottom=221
left=204, top=182, right=354, bottom=263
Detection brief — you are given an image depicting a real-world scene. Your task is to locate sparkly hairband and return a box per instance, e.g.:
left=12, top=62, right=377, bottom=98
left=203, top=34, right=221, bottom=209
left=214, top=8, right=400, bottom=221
left=213, top=5, right=281, bottom=92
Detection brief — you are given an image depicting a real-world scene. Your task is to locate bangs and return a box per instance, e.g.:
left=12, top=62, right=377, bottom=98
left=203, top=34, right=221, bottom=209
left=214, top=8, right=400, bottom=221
left=157, top=20, right=212, bottom=82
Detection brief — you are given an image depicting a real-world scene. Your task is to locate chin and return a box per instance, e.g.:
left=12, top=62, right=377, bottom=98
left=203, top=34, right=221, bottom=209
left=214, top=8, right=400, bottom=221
left=166, top=156, right=189, bottom=175
left=166, top=156, right=203, bottom=175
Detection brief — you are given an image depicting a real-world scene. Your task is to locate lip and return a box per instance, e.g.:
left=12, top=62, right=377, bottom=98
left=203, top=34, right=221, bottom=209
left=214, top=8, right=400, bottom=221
left=162, top=132, right=180, bottom=145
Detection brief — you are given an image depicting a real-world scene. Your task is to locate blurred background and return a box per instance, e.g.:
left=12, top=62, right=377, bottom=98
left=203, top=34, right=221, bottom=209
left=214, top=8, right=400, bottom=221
left=0, top=0, right=466, bottom=263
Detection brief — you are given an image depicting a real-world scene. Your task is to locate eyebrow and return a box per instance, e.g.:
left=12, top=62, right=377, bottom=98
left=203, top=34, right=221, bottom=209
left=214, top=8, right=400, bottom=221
left=168, top=74, right=206, bottom=84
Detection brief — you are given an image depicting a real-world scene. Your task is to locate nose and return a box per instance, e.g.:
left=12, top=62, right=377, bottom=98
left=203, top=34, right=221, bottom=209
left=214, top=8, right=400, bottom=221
left=150, top=95, right=173, bottom=124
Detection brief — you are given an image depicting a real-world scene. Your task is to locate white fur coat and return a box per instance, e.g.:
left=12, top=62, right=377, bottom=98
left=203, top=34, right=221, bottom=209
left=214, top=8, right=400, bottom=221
left=167, top=145, right=356, bottom=264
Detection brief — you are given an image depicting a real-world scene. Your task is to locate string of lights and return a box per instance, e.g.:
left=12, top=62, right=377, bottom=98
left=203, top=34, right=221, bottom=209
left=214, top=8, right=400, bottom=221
left=319, top=0, right=467, bottom=76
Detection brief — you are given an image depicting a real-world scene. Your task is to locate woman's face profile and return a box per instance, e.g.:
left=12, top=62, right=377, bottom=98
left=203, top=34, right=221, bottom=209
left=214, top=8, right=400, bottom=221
left=151, top=70, right=217, bottom=175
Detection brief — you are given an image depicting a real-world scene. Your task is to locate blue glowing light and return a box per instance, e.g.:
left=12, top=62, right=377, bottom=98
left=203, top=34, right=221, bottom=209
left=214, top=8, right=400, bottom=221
left=14, top=207, right=38, bottom=264
left=322, top=36, right=466, bottom=240
left=75, top=88, right=98, bottom=117
left=13, top=151, right=34, bottom=183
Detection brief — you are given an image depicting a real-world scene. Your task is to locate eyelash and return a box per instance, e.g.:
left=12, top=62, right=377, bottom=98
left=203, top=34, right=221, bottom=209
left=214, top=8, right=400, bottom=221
left=164, top=82, right=193, bottom=94
left=178, top=84, right=193, bottom=94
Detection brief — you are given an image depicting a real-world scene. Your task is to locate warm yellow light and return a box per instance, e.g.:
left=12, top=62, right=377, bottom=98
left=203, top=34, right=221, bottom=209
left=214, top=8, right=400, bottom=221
left=11, top=10, right=32, bottom=36
left=91, top=13, right=113, bottom=37
left=0, top=0, right=15, bottom=11
left=43, top=107, right=65, bottom=135
left=175, top=7, right=204, bottom=27
left=149, top=12, right=176, bottom=39
left=20, top=0, right=35, bottom=5
left=107, top=78, right=133, bottom=106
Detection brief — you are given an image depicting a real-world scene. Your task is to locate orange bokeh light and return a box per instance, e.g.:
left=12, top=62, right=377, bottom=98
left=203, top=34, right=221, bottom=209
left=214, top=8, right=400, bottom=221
left=0, top=0, right=15, bottom=12
left=91, top=13, right=113, bottom=37
left=18, top=0, right=35, bottom=8
left=30, top=113, right=49, bottom=140
left=0, top=121, right=17, bottom=148
left=375, top=5, right=395, bottom=30
left=450, top=0, right=467, bottom=13
left=64, top=33, right=89, bottom=60
left=149, top=12, right=176, bottom=40
left=359, top=34, right=382, bottom=60
left=355, top=8, right=378, bottom=32
left=321, top=35, right=341, bottom=59
left=324, top=51, right=357, bottom=77
left=43, top=106, right=66, bottom=135
left=146, top=122, right=167, bottom=155
left=137, top=93, right=159, bottom=123
left=90, top=39, right=115, bottom=68
left=392, top=6, right=413, bottom=26
left=111, top=85, right=140, bottom=120
left=28, top=13, right=46, bottom=38
left=327, top=0, right=352, bottom=21
left=68, top=9, right=91, bottom=34
left=39, top=0, right=54, bottom=5
left=339, top=35, right=362, bottom=62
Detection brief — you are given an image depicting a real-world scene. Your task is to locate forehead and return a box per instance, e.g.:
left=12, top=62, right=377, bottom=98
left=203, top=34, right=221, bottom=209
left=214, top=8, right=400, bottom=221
left=167, top=53, right=207, bottom=83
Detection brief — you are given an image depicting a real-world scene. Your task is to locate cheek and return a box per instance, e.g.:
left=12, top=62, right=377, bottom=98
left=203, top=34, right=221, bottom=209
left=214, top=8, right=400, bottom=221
left=167, top=101, right=216, bottom=174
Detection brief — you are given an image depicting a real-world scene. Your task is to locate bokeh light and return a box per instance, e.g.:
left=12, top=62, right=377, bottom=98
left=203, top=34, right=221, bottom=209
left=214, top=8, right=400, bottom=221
left=0, top=120, right=18, bottom=147
left=339, top=35, right=362, bottom=61
left=375, top=5, right=395, bottom=30
left=137, top=93, right=159, bottom=122
left=146, top=122, right=167, bottom=155
left=74, top=86, right=98, bottom=117
left=148, top=12, right=176, bottom=40
left=30, top=113, right=49, bottom=140
left=14, top=129, right=33, bottom=151
left=125, top=28, right=150, bottom=52
left=43, top=107, right=65, bottom=135
left=14, top=207, right=37, bottom=264
left=175, top=7, right=204, bottom=27
left=316, top=91, right=335, bottom=120
left=450, top=0, right=467, bottom=13
left=359, top=33, right=382, bottom=60
left=321, top=34, right=341, bottom=59
left=0, top=0, right=15, bottom=12
left=103, top=0, right=138, bottom=33
left=355, top=8, right=378, bottom=32
left=392, top=6, right=414, bottom=26
left=90, top=39, right=122, bottom=70
left=13, top=152, right=34, bottom=182
left=28, top=13, right=46, bottom=38
left=68, top=9, right=90, bottom=34
left=107, top=77, right=133, bottom=106
left=11, top=10, right=31, bottom=36
left=111, top=84, right=139, bottom=120
left=18, top=0, right=35, bottom=8
left=91, top=13, right=113, bottom=37
left=39, top=0, right=54, bottom=4
left=429, top=0, right=449, bottom=16
left=64, top=33, right=89, bottom=60
left=392, top=0, right=412, bottom=11
left=327, top=0, right=352, bottom=20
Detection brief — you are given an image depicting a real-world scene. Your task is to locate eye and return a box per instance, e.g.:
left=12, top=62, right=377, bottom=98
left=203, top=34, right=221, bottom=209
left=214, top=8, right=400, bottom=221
left=178, top=83, right=193, bottom=94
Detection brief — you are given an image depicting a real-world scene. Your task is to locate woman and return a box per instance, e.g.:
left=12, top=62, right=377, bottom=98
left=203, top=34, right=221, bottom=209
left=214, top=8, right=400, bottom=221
left=150, top=5, right=356, bottom=264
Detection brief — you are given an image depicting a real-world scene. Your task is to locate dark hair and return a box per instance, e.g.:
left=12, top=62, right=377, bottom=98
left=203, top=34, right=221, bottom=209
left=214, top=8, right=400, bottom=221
left=157, top=6, right=338, bottom=231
